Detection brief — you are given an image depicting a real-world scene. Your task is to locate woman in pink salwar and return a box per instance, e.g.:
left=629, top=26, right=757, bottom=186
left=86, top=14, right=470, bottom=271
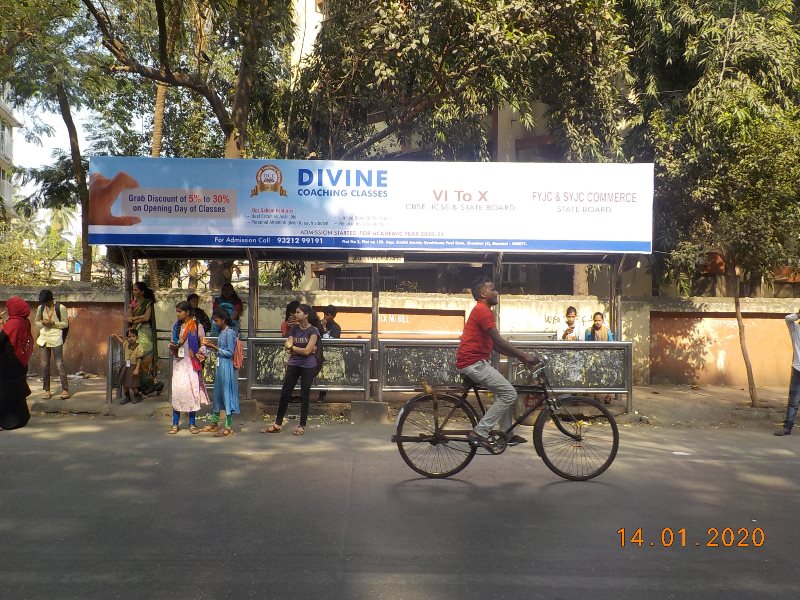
left=168, top=301, right=209, bottom=434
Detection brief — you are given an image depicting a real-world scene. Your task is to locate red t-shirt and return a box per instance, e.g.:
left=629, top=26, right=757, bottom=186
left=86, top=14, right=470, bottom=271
left=456, top=302, right=496, bottom=369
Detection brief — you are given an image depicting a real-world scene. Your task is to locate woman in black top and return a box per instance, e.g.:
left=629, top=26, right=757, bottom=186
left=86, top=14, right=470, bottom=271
left=0, top=296, right=34, bottom=430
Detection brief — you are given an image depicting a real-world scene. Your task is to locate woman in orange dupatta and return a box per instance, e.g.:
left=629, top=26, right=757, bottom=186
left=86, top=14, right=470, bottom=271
left=167, top=301, right=209, bottom=434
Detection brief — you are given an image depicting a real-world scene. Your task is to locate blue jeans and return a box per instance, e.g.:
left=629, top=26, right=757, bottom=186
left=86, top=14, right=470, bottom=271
left=784, top=367, right=800, bottom=430
left=458, top=360, right=518, bottom=437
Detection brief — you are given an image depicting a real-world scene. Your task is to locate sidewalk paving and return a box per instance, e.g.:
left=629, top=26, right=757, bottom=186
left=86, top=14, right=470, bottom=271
left=25, top=374, right=790, bottom=431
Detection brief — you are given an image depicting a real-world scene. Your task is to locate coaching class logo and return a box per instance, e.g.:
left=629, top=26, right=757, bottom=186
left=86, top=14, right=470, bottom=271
left=251, top=164, right=287, bottom=197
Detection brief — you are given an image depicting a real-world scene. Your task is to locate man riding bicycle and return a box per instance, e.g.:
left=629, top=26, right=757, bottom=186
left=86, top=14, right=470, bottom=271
left=457, top=278, right=540, bottom=449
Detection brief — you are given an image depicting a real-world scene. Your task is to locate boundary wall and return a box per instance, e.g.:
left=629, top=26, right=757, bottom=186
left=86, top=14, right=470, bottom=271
left=2, top=286, right=797, bottom=387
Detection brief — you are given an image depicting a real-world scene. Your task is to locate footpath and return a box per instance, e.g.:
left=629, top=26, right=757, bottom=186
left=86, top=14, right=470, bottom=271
left=25, top=374, right=790, bottom=431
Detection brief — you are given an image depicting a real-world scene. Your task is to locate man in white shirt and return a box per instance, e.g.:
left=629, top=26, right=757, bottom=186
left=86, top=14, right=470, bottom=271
left=776, top=311, right=800, bottom=436
left=35, top=289, right=70, bottom=400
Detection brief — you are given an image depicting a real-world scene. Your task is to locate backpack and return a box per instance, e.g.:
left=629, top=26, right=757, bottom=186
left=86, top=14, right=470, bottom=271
left=57, top=303, right=70, bottom=342
left=232, top=336, right=244, bottom=370
left=314, top=334, right=324, bottom=375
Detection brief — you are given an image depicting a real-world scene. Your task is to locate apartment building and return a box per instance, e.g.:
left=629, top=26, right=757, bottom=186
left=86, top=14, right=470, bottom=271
left=0, top=83, right=20, bottom=212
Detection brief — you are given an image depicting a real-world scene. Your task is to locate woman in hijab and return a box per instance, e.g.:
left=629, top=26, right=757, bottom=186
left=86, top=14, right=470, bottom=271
left=0, top=297, right=34, bottom=430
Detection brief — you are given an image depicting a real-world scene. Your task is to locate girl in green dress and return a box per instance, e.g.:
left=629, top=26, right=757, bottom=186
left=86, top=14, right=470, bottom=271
left=128, top=281, right=163, bottom=396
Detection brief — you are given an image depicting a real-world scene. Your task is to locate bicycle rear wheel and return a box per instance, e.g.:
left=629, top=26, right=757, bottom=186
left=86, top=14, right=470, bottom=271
left=533, top=396, right=619, bottom=481
left=395, top=393, right=478, bottom=478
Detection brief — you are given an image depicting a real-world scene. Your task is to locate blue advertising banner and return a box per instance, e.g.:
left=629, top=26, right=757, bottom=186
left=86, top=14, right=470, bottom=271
left=88, top=157, right=653, bottom=253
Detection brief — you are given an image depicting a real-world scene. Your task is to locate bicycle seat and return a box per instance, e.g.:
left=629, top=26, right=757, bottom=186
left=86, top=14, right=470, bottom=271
left=460, top=374, right=486, bottom=392
left=419, top=381, right=467, bottom=395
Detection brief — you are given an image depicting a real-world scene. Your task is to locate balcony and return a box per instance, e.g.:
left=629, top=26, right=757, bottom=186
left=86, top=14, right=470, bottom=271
left=0, top=179, right=12, bottom=203
left=0, top=137, right=11, bottom=163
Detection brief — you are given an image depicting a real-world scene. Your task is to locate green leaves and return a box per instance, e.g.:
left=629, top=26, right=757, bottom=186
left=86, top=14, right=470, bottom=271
left=628, top=0, right=800, bottom=292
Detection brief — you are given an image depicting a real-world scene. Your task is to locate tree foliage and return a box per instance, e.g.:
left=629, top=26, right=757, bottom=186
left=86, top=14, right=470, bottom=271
left=80, top=0, right=295, bottom=158
left=627, top=0, right=800, bottom=285
left=287, top=0, right=633, bottom=160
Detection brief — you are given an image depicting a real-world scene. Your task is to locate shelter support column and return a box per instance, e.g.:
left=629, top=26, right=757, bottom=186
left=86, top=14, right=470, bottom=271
left=352, top=264, right=389, bottom=422
left=246, top=250, right=258, bottom=401
left=107, top=247, right=133, bottom=403
left=493, top=253, right=503, bottom=332
left=610, top=255, right=632, bottom=413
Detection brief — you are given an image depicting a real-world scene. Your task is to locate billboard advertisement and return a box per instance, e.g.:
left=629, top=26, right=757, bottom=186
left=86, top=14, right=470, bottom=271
left=88, top=157, right=653, bottom=253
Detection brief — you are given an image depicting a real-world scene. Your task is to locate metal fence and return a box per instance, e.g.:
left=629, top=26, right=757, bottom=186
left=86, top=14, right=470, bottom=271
left=108, top=336, right=632, bottom=410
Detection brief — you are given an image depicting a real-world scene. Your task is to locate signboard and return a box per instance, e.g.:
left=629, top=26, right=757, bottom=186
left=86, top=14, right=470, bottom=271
left=349, top=254, right=404, bottom=263
left=88, top=157, right=653, bottom=253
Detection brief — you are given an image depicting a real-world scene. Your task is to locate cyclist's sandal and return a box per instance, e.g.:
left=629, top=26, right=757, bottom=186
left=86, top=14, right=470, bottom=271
left=260, top=424, right=282, bottom=433
left=507, top=435, right=528, bottom=446
left=466, top=430, right=493, bottom=450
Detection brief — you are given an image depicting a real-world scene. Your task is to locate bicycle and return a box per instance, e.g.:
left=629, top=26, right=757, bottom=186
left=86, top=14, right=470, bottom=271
left=391, top=361, right=619, bottom=480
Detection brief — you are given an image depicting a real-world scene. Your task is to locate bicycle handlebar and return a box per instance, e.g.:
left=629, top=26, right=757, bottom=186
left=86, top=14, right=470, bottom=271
left=522, top=358, right=547, bottom=378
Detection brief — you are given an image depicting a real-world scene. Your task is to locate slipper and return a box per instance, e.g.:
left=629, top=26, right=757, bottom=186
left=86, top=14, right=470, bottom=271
left=214, top=427, right=234, bottom=437
left=260, top=424, right=282, bottom=433
left=189, top=425, right=200, bottom=434
left=167, top=425, right=179, bottom=434
left=466, top=430, right=492, bottom=450
left=293, top=426, right=305, bottom=436
left=200, top=424, right=219, bottom=433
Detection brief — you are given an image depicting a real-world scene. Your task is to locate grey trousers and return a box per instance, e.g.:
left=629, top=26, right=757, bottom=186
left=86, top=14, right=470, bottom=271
left=458, top=359, right=518, bottom=437
left=41, top=345, right=68, bottom=392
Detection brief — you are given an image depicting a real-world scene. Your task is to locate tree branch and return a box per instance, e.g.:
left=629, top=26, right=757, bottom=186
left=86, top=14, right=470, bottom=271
left=81, top=0, right=233, bottom=139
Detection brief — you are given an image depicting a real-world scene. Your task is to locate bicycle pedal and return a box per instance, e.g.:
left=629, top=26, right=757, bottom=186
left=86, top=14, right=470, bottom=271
left=487, top=434, right=507, bottom=454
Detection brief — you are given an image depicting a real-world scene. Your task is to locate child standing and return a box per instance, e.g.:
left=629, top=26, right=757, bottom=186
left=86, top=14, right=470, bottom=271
left=585, top=312, right=615, bottom=341
left=168, top=301, right=209, bottom=434
left=112, top=329, right=143, bottom=404
left=200, top=309, right=240, bottom=437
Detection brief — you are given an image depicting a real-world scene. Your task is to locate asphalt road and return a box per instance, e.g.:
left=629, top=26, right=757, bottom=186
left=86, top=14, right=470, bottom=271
left=1, top=416, right=798, bottom=600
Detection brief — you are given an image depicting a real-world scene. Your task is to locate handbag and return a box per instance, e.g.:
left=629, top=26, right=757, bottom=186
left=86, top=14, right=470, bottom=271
left=232, top=337, right=244, bottom=370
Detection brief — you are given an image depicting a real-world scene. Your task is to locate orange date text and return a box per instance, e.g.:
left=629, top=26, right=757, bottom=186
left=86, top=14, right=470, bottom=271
left=617, top=527, right=765, bottom=548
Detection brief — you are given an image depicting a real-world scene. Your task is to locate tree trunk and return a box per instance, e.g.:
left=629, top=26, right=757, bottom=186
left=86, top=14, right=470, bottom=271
left=145, top=83, right=168, bottom=287
left=727, top=260, right=758, bottom=406
left=188, top=259, right=198, bottom=290
left=208, top=259, right=232, bottom=290
left=152, top=82, right=167, bottom=157
left=573, top=265, right=589, bottom=295
left=147, top=260, right=160, bottom=288
left=55, top=82, right=91, bottom=282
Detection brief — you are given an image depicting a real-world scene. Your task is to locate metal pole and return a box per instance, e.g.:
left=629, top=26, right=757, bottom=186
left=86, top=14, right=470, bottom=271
left=493, top=252, right=503, bottom=333
left=246, top=249, right=258, bottom=401
left=370, top=264, right=380, bottom=401
left=609, top=258, right=618, bottom=336
left=610, top=255, right=631, bottom=413
left=110, top=247, right=133, bottom=403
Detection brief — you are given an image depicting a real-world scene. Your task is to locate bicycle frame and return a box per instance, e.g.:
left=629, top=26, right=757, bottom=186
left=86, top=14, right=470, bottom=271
left=460, top=367, right=582, bottom=443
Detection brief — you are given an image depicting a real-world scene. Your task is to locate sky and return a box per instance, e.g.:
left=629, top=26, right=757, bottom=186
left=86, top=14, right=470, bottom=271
left=14, top=110, right=89, bottom=242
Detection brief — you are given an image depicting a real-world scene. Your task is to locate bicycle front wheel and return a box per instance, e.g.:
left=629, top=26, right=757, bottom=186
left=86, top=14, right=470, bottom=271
left=395, top=393, right=478, bottom=478
left=533, top=396, right=619, bottom=481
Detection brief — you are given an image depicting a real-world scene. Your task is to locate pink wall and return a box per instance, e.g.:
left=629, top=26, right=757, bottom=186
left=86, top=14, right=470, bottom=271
left=650, top=312, right=792, bottom=386
left=1, top=300, right=124, bottom=377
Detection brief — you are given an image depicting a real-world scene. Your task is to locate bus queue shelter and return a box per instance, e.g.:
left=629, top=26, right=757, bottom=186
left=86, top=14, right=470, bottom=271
left=91, top=157, right=653, bottom=415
